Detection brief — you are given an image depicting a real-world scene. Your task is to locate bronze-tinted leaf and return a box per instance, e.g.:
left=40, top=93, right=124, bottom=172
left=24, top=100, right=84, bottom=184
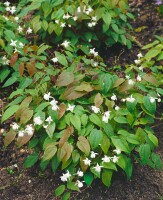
left=143, top=74, right=158, bottom=85
left=43, top=142, right=57, bottom=160
left=62, top=86, right=87, bottom=100
left=18, top=62, right=24, bottom=76
left=62, top=142, right=73, bottom=163
left=77, top=136, right=90, bottom=156
left=20, top=108, right=33, bottom=124
left=17, top=130, right=34, bottom=147
left=113, top=78, right=125, bottom=88
left=59, top=126, right=74, bottom=148
left=56, top=71, right=74, bottom=86
left=94, top=93, right=103, bottom=107
left=118, top=81, right=133, bottom=93
left=26, top=61, right=36, bottom=77
left=75, top=82, right=93, bottom=92
left=80, top=156, right=89, bottom=172
left=58, top=103, right=66, bottom=119
left=10, top=52, right=18, bottom=67
left=4, top=129, right=17, bottom=147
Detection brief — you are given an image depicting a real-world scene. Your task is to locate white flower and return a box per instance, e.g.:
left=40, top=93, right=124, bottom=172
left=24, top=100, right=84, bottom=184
left=90, top=151, right=98, bottom=158
left=10, top=39, right=17, bottom=47
left=125, top=75, right=130, bottom=80
left=52, top=104, right=59, bottom=111
left=91, top=22, right=97, bottom=26
left=63, top=13, right=71, bottom=19
left=76, top=180, right=84, bottom=188
left=43, top=124, right=48, bottom=129
left=134, top=59, right=141, bottom=64
left=6, top=6, right=10, bottom=11
left=26, top=27, right=32, bottom=34
left=77, top=6, right=81, bottom=13
left=111, top=94, right=117, bottom=101
left=77, top=169, right=84, bottom=177
left=158, top=98, right=161, bottom=102
left=93, top=62, right=98, bottom=67
left=83, top=158, right=91, bottom=166
left=92, top=16, right=97, bottom=21
left=2, top=56, right=10, bottom=65
left=73, top=16, right=78, bottom=21
left=14, top=48, right=20, bottom=53
left=3, top=15, right=9, bottom=21
left=18, top=130, right=24, bottom=137
left=128, top=79, right=134, bottom=85
left=34, top=116, right=43, bottom=125
left=44, top=92, right=52, bottom=101
left=113, top=149, right=121, bottom=155
left=89, top=48, right=98, bottom=57
left=60, top=22, right=66, bottom=27
left=50, top=99, right=58, bottom=106
left=55, top=20, right=59, bottom=24
left=14, top=16, right=19, bottom=21
left=68, top=24, right=71, bottom=27
left=150, top=97, right=155, bottom=103
left=112, top=155, right=119, bottom=163
left=18, top=42, right=24, bottom=48
left=10, top=6, right=16, bottom=14
left=60, top=171, right=71, bottom=182
left=136, top=75, right=141, bottom=82
left=93, top=163, right=103, bottom=172
left=45, top=116, right=53, bottom=124
left=88, top=6, right=93, bottom=13
left=115, top=106, right=120, bottom=111
left=51, top=57, right=58, bottom=63
left=102, top=155, right=111, bottom=163
left=102, top=111, right=111, bottom=123
left=61, top=40, right=70, bottom=48
left=126, top=95, right=135, bottom=103
left=91, top=106, right=100, bottom=114
left=11, top=122, right=19, bottom=130
left=4, top=1, right=10, bottom=6
left=67, top=104, right=75, bottom=112
left=137, top=53, right=143, bottom=59
left=17, top=26, right=23, bottom=33
left=121, top=98, right=126, bottom=102
left=25, top=124, right=34, bottom=135
left=88, top=23, right=93, bottom=28
left=139, top=66, right=143, bottom=71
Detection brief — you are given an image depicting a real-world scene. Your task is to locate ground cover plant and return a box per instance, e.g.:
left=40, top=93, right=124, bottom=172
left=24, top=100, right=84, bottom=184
left=0, top=0, right=162, bottom=199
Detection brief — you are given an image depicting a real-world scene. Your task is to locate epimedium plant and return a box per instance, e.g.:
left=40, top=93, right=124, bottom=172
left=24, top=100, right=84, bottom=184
left=0, top=0, right=163, bottom=199
left=2, top=38, right=163, bottom=199
left=26, top=0, right=134, bottom=48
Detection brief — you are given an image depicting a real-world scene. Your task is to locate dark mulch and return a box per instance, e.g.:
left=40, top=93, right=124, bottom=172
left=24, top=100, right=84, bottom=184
left=0, top=0, right=163, bottom=200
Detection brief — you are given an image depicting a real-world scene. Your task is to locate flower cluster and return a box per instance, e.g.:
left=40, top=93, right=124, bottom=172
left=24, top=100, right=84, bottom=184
left=11, top=122, right=34, bottom=137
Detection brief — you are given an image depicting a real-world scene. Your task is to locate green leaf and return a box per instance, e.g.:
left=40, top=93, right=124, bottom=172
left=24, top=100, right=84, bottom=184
left=148, top=132, right=158, bottom=147
left=70, top=115, right=81, bottom=131
left=111, top=136, right=130, bottom=153
left=89, top=114, right=102, bottom=127
left=124, top=157, right=133, bottom=179
left=101, top=134, right=110, bottom=154
left=102, top=169, right=113, bottom=187
left=62, top=192, right=70, bottom=200
left=102, top=12, right=111, bottom=28
left=81, top=114, right=88, bottom=126
left=40, top=159, right=49, bottom=171
left=55, top=185, right=65, bottom=197
left=103, top=123, right=114, bottom=137
left=43, top=142, right=57, bottom=160
left=3, top=76, right=18, bottom=88
left=126, top=134, right=140, bottom=145
left=67, top=182, right=79, bottom=191
left=99, top=74, right=114, bottom=94
left=51, top=155, right=60, bottom=173
left=2, top=105, right=19, bottom=123
left=139, top=144, right=151, bottom=164
left=145, top=48, right=161, bottom=61
left=89, top=129, right=103, bottom=149
left=117, top=155, right=126, bottom=170
left=84, top=172, right=94, bottom=186
left=42, top=2, right=52, bottom=18
left=46, top=122, right=56, bottom=138
left=151, top=153, right=162, bottom=170
left=35, top=102, right=49, bottom=112
left=55, top=52, right=68, bottom=67
left=114, top=116, right=128, bottom=124
left=103, top=162, right=117, bottom=171
left=143, top=96, right=156, bottom=115
left=24, top=153, right=39, bottom=168
left=111, top=23, right=120, bottom=34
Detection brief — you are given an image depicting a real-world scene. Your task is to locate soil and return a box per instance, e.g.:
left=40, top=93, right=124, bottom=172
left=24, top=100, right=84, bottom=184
left=0, top=0, right=163, bottom=200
